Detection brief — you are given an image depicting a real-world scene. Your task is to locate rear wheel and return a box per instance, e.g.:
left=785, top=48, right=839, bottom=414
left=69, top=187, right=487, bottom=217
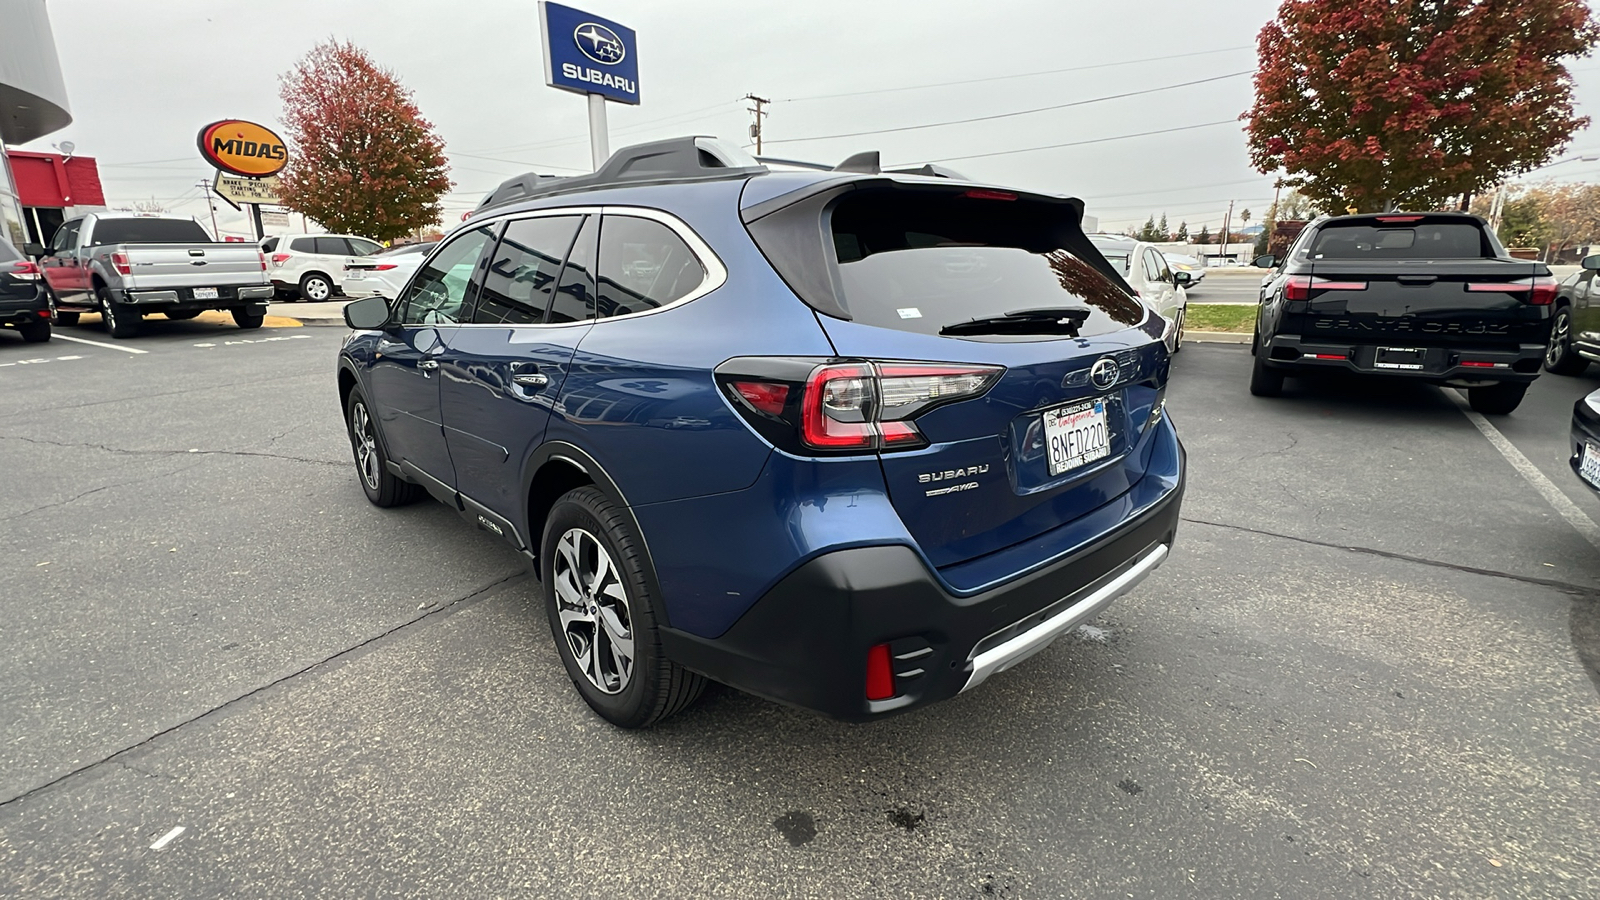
left=1545, top=306, right=1588, bottom=375
left=17, top=319, right=50, bottom=343
left=299, top=273, right=333, bottom=303
left=54, top=311, right=79, bottom=326
left=1467, top=382, right=1527, bottom=415
left=232, top=309, right=265, bottom=330
left=542, top=487, right=705, bottom=728
left=98, top=286, right=139, bottom=339
left=1249, top=332, right=1283, bottom=397
left=164, top=309, right=201, bottom=321
left=345, top=389, right=423, bottom=507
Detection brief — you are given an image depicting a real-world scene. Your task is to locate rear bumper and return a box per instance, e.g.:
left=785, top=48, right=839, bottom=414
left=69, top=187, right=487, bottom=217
left=660, top=455, right=1185, bottom=722
left=0, top=294, right=51, bottom=323
left=121, top=284, right=274, bottom=305
left=1261, top=334, right=1545, bottom=385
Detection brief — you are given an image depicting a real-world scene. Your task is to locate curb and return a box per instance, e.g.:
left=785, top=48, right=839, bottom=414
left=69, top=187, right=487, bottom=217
left=1187, top=331, right=1251, bottom=344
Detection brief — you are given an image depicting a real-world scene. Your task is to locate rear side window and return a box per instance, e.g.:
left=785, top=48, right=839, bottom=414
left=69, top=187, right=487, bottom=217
left=596, top=216, right=706, bottom=318
left=290, top=237, right=315, bottom=253
left=550, top=215, right=598, bottom=323
left=89, top=218, right=210, bottom=245
left=261, top=237, right=278, bottom=252
left=314, top=237, right=350, bottom=255
left=473, top=215, right=581, bottom=325
left=1309, top=221, right=1492, bottom=259
left=826, top=191, right=1145, bottom=336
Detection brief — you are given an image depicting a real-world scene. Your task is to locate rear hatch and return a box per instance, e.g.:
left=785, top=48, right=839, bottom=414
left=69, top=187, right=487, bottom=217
left=743, top=179, right=1170, bottom=577
left=1285, top=216, right=1549, bottom=348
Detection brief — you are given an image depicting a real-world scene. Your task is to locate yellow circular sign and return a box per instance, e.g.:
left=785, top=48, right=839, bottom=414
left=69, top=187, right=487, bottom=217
left=198, top=119, right=288, bottom=178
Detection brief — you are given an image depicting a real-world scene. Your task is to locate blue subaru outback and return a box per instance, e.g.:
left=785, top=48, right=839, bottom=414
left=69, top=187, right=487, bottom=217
left=337, top=137, right=1185, bottom=727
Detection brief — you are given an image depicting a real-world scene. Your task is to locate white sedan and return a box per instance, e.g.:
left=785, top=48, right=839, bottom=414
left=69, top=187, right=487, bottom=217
left=341, top=241, right=438, bottom=299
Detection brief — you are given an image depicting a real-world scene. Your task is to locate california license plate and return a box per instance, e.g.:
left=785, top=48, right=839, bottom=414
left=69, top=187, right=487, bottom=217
left=1043, top=400, right=1110, bottom=477
left=192, top=287, right=219, bottom=300
left=1582, top=441, right=1600, bottom=488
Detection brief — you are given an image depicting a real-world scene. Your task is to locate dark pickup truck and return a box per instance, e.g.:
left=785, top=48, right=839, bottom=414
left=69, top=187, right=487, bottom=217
left=1249, top=212, right=1554, bottom=414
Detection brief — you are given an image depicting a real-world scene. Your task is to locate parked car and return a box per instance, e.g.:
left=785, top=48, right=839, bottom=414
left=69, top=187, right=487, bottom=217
left=261, top=233, right=383, bottom=301
left=1163, top=252, right=1206, bottom=288
left=39, top=212, right=275, bottom=338
left=1571, top=388, right=1600, bottom=497
left=1087, top=235, right=1191, bottom=350
left=0, top=236, right=53, bottom=343
left=337, top=136, right=1186, bottom=728
left=1249, top=212, right=1554, bottom=414
left=341, top=241, right=439, bottom=299
left=1541, top=255, right=1600, bottom=376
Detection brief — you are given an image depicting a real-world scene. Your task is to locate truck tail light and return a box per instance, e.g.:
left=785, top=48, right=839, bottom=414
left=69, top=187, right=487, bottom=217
left=6, top=261, right=40, bottom=281
left=1285, top=275, right=1365, bottom=301
left=718, top=358, right=1003, bottom=455
left=111, top=252, right=131, bottom=276
left=1530, top=275, right=1557, bottom=305
left=1466, top=276, right=1557, bottom=305
left=258, top=251, right=268, bottom=271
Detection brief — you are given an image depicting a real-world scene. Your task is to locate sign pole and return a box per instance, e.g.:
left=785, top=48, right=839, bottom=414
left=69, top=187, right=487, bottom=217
left=587, top=93, right=609, bottom=170
left=250, top=203, right=265, bottom=241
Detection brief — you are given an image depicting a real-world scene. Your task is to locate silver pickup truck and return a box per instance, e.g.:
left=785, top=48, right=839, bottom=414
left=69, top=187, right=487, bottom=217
left=39, top=212, right=275, bottom=338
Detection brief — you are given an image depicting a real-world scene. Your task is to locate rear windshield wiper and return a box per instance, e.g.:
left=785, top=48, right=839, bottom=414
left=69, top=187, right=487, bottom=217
left=940, top=307, right=1091, bottom=337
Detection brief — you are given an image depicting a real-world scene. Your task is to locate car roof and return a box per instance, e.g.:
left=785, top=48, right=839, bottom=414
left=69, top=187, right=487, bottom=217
left=1087, top=236, right=1138, bottom=252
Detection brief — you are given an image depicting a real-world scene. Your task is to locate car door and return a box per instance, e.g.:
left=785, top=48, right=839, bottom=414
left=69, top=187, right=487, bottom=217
left=1142, top=248, right=1176, bottom=318
left=40, top=218, right=86, bottom=306
left=363, top=223, right=498, bottom=496
left=439, top=212, right=591, bottom=534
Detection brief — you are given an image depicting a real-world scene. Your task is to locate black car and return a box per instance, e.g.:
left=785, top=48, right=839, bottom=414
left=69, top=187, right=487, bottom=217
left=0, top=236, right=52, bottom=343
left=1540, top=255, right=1600, bottom=376
left=1571, top=388, right=1600, bottom=497
left=1249, top=212, right=1555, bottom=414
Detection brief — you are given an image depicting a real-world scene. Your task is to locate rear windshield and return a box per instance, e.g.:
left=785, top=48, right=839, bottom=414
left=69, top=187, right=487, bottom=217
left=90, top=218, right=212, bottom=245
left=1308, top=221, right=1492, bottom=260
left=828, top=191, right=1145, bottom=338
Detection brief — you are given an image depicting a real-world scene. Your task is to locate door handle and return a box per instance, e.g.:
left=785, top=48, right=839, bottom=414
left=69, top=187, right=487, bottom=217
left=419, top=360, right=440, bottom=371
left=512, top=372, right=550, bottom=389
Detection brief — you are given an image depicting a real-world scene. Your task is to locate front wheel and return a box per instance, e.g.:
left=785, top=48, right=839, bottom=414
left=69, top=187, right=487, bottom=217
left=232, top=309, right=265, bottom=330
left=16, top=319, right=50, bottom=343
left=345, top=389, right=423, bottom=507
left=1545, top=307, right=1589, bottom=375
left=1467, top=382, right=1527, bottom=416
left=542, top=487, right=705, bottom=728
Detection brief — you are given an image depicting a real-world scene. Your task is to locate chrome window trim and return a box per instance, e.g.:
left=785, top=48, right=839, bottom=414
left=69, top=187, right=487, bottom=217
left=443, top=204, right=727, bottom=329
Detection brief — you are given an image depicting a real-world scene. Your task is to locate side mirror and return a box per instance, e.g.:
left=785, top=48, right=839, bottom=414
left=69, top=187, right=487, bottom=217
left=343, top=295, right=393, bottom=330
left=22, top=242, right=45, bottom=258
left=1173, top=270, right=1193, bottom=286
left=1252, top=255, right=1277, bottom=269
left=1583, top=255, right=1600, bottom=271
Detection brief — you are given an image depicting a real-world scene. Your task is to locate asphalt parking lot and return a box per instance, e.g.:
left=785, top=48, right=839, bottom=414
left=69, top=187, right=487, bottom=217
left=1, top=321, right=1597, bottom=898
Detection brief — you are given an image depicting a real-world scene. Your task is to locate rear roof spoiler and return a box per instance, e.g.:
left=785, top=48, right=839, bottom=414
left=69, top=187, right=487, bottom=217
left=755, top=152, right=967, bottom=180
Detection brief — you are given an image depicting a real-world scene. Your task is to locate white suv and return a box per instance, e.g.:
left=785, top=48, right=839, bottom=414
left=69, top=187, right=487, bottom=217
left=261, top=233, right=383, bottom=301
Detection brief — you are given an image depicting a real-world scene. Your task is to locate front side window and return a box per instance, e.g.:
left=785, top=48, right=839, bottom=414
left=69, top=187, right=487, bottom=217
left=349, top=238, right=383, bottom=256
left=1141, top=250, right=1162, bottom=282
left=50, top=220, right=81, bottom=253
left=397, top=224, right=496, bottom=326
left=1148, top=249, right=1172, bottom=283
left=596, top=216, right=706, bottom=318
left=473, top=215, right=581, bottom=325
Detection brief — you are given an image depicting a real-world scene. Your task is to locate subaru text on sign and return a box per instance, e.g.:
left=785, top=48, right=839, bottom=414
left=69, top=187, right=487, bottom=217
left=539, top=1, right=639, bottom=104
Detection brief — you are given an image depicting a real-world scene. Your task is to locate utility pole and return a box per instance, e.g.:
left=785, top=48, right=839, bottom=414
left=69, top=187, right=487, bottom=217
left=196, top=179, right=219, bottom=239
left=745, top=93, right=770, bottom=155
left=1219, top=200, right=1235, bottom=264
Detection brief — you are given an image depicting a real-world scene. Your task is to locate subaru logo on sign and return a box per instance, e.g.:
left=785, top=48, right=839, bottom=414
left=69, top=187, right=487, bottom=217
left=1089, top=357, right=1120, bottom=391
left=574, top=22, right=625, bottom=64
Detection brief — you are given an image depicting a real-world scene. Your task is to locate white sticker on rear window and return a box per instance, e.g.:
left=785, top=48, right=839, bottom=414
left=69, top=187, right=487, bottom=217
left=897, top=307, right=922, bottom=319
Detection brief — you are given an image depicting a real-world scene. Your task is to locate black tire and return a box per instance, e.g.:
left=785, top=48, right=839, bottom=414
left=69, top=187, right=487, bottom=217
left=1172, top=308, right=1186, bottom=353
left=54, top=311, right=80, bottom=326
left=164, top=309, right=201, bottom=321
left=542, top=486, right=705, bottom=728
left=344, top=389, right=424, bottom=507
left=97, top=286, right=139, bottom=339
left=1467, top=382, right=1528, bottom=416
left=232, top=309, right=265, bottom=330
left=1249, top=333, right=1284, bottom=397
left=17, top=318, right=50, bottom=343
left=299, top=273, right=333, bottom=303
left=1545, top=306, right=1589, bottom=375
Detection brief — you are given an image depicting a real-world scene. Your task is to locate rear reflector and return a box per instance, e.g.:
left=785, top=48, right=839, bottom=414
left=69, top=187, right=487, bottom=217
left=1305, top=353, right=1347, bottom=360
left=731, top=381, right=789, bottom=417
left=1460, top=360, right=1509, bottom=368
left=865, top=643, right=895, bottom=701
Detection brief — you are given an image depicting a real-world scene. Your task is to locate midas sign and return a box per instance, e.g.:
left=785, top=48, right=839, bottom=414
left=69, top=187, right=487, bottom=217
left=198, top=119, right=288, bottom=178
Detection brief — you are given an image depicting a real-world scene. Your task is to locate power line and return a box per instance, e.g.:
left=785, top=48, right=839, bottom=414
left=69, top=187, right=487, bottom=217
left=892, top=119, right=1239, bottom=165
left=763, top=71, right=1254, bottom=145
left=458, top=98, right=743, bottom=156
left=779, top=45, right=1254, bottom=103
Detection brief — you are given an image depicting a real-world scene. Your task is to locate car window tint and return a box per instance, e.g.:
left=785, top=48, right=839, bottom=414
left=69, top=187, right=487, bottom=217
left=290, top=237, right=315, bottom=253
left=549, top=215, right=598, bottom=323
left=397, top=224, right=496, bottom=326
left=596, top=216, right=705, bottom=318
left=315, top=237, right=350, bottom=255
left=473, top=216, right=580, bottom=325
left=1310, top=222, right=1491, bottom=259
left=50, top=220, right=80, bottom=252
left=349, top=238, right=382, bottom=256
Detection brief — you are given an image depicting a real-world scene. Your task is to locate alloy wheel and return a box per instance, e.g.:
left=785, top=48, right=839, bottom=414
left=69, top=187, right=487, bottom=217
left=1547, top=309, right=1572, bottom=368
left=350, top=401, right=381, bottom=491
left=552, top=527, right=635, bottom=694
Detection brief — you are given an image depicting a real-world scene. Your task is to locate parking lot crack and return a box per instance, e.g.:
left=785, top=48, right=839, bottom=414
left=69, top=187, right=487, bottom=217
left=0, top=435, right=342, bottom=468
left=0, top=569, right=529, bottom=810
left=1183, top=516, right=1600, bottom=597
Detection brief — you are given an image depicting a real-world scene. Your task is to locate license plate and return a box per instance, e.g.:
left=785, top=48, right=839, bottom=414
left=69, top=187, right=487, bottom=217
left=1374, top=346, right=1426, bottom=370
left=192, top=287, right=219, bottom=300
left=1582, top=441, right=1600, bottom=488
left=1042, top=400, right=1110, bottom=477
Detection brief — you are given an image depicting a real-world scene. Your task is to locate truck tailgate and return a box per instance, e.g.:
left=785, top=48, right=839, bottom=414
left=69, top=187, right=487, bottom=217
left=1290, top=258, right=1548, bottom=348
left=121, top=243, right=268, bottom=291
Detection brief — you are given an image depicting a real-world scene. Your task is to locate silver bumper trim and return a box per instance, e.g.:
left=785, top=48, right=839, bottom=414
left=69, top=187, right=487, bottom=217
left=960, top=543, right=1168, bottom=693
left=237, top=285, right=275, bottom=299
left=126, top=290, right=179, bottom=304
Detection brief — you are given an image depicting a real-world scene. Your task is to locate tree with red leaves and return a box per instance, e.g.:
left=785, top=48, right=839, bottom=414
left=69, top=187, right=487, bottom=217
left=277, top=40, right=452, bottom=241
left=1245, top=0, right=1599, bottom=213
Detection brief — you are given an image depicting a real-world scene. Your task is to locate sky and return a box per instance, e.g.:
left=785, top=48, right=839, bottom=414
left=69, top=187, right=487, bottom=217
left=19, top=0, right=1600, bottom=240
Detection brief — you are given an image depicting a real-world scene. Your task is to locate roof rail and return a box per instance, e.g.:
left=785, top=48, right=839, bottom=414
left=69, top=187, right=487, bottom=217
left=475, top=136, right=766, bottom=213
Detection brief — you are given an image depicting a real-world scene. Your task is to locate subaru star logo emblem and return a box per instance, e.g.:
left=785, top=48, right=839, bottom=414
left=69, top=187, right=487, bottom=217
left=1089, top=357, right=1120, bottom=391
left=574, top=22, right=625, bottom=65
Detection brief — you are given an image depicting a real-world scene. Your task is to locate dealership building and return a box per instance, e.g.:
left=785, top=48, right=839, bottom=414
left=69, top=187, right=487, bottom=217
left=1, top=0, right=80, bottom=246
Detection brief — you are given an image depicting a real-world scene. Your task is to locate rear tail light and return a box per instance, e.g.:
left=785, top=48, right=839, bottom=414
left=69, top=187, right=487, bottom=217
left=5, top=261, right=40, bottom=281
left=258, top=251, right=268, bottom=271
left=718, top=358, right=1003, bottom=455
left=111, top=252, right=131, bottom=276
left=1465, top=276, right=1557, bottom=305
left=961, top=189, right=1017, bottom=201
left=1285, top=275, right=1366, bottom=301
left=1530, top=275, right=1557, bottom=305
left=372, top=263, right=399, bottom=271
left=270, top=252, right=292, bottom=265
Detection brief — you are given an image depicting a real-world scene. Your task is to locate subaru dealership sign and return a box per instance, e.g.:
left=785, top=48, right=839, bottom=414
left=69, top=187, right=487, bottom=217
left=539, top=2, right=639, bottom=105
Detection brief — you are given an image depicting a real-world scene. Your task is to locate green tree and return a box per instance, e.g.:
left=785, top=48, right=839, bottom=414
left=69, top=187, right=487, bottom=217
left=1197, top=224, right=1212, bottom=244
left=1157, top=213, right=1169, bottom=240
left=1176, top=221, right=1190, bottom=241
left=276, top=40, right=452, bottom=241
left=1135, top=216, right=1160, bottom=241
left=1246, top=0, right=1599, bottom=212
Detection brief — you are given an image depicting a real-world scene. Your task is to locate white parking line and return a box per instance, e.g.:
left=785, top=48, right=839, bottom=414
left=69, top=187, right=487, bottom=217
left=51, top=333, right=149, bottom=355
left=1448, top=390, right=1600, bottom=552
left=149, top=825, right=185, bottom=850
